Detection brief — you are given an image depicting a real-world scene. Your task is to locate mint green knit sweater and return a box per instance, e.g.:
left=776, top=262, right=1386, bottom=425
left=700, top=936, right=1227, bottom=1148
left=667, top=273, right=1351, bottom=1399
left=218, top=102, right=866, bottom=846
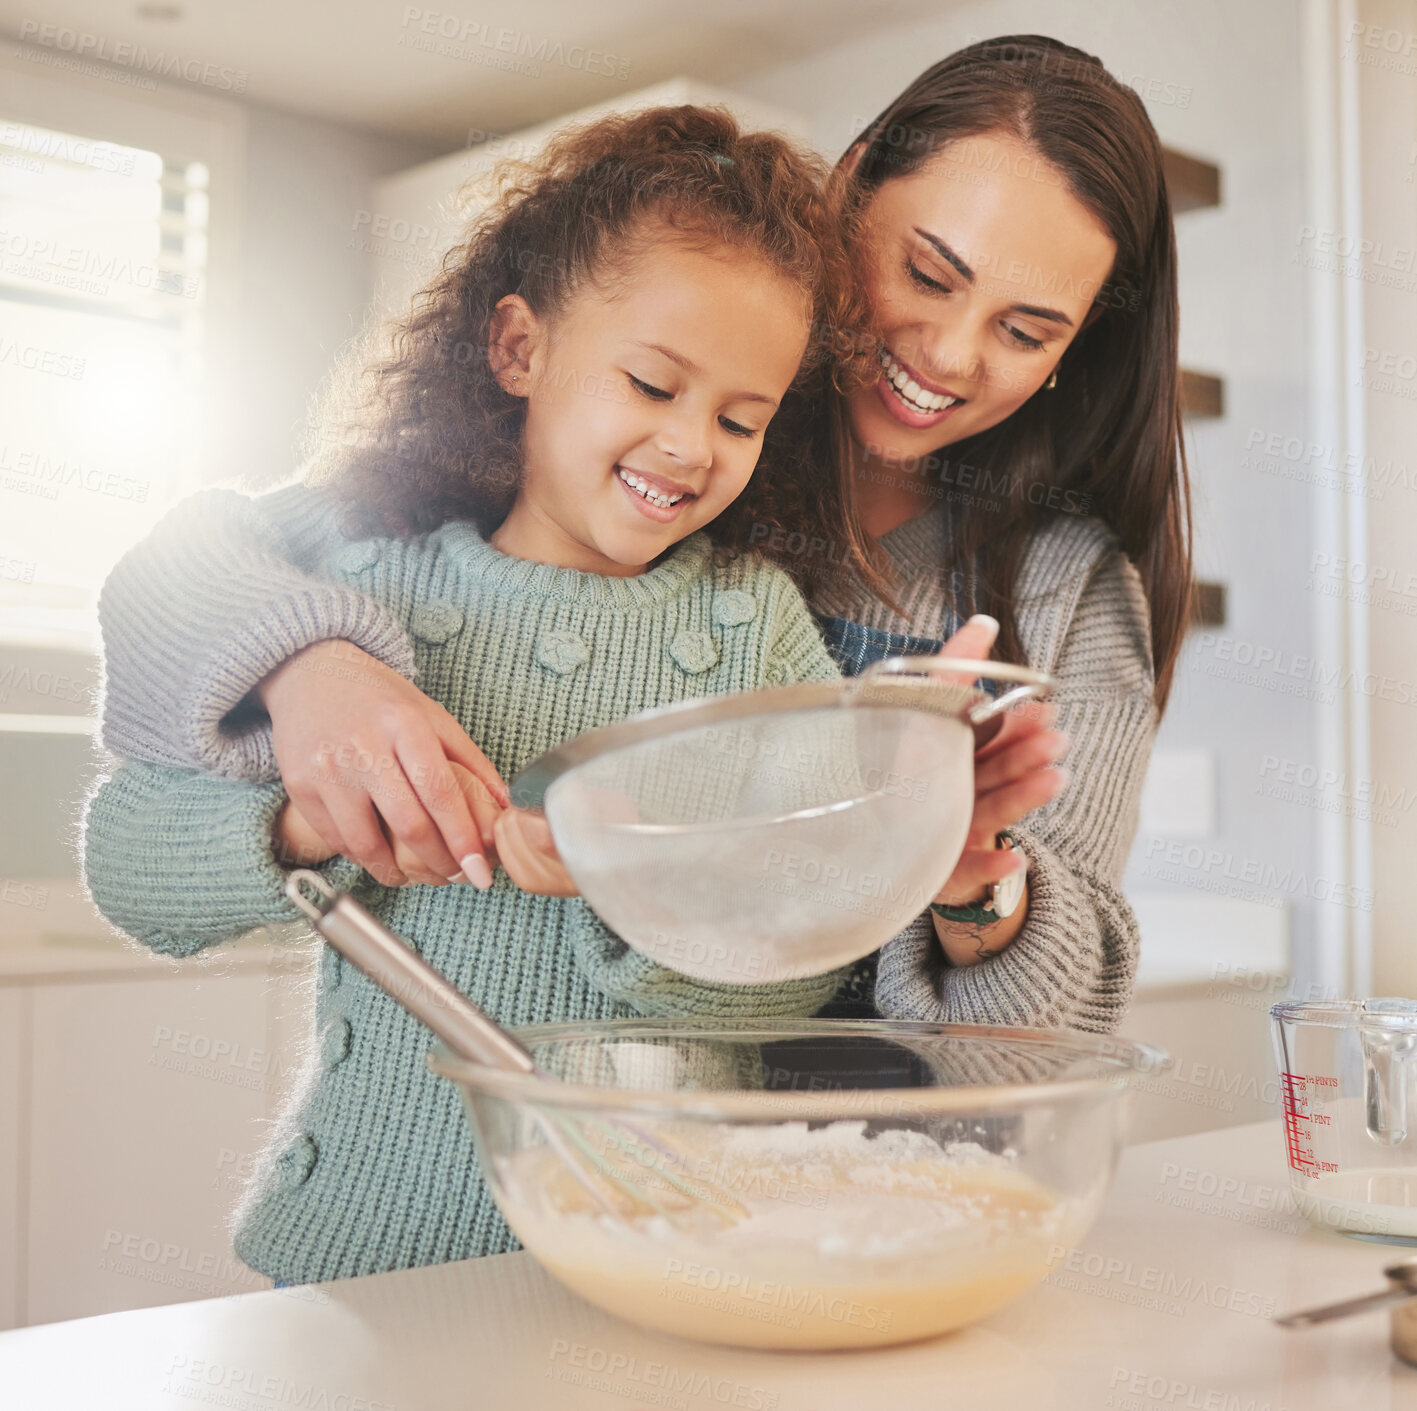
left=82, top=495, right=858, bottom=1285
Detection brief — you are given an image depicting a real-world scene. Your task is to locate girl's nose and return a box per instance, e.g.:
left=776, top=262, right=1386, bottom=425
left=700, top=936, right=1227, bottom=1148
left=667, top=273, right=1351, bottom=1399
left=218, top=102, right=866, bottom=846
left=653, top=407, right=713, bottom=471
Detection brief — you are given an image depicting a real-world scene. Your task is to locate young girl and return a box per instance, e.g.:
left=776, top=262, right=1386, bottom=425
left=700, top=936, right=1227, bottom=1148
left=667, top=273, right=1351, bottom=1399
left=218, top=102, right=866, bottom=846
left=82, top=106, right=903, bottom=1287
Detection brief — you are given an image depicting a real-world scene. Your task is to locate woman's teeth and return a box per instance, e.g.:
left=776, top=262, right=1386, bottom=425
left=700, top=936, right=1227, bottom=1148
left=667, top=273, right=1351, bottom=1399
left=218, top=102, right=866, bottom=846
left=877, top=347, right=959, bottom=414
left=617, top=468, right=684, bottom=508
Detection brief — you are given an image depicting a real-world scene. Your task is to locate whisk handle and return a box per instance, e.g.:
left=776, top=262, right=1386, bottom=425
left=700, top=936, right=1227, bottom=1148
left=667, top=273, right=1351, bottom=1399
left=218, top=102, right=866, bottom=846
left=284, top=871, right=535, bottom=1074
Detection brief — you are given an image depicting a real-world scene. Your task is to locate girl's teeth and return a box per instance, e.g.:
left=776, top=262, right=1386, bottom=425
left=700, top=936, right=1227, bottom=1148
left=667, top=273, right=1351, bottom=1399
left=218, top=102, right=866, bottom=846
left=618, top=469, right=683, bottom=507
left=877, top=347, right=958, bottom=415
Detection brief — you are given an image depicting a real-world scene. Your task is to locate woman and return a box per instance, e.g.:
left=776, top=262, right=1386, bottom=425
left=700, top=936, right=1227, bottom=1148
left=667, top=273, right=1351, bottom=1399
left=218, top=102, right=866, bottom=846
left=94, top=36, right=1188, bottom=1033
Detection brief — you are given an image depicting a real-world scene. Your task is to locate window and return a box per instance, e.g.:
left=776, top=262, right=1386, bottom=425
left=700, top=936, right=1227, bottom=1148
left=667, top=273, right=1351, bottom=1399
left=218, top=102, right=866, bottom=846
left=0, top=116, right=209, bottom=646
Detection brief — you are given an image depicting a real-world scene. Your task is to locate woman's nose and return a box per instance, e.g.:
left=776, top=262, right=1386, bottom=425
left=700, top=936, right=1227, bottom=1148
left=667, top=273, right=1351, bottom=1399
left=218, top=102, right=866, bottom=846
left=918, top=314, right=989, bottom=388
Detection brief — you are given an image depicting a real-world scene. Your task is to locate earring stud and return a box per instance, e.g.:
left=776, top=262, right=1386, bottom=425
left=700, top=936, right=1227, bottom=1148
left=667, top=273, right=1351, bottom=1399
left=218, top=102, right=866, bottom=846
left=1045, top=369, right=1058, bottom=390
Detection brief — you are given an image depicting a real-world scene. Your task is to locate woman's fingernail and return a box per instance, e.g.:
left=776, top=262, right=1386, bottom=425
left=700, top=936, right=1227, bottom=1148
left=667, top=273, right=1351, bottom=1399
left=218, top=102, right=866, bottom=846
left=445, top=872, right=467, bottom=884
left=967, top=614, right=999, bottom=635
left=462, top=854, right=494, bottom=890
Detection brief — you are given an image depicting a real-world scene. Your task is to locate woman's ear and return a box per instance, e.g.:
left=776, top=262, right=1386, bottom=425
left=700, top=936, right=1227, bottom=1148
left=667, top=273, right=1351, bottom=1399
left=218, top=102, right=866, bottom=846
left=838, top=141, right=866, bottom=180
left=488, top=294, right=540, bottom=396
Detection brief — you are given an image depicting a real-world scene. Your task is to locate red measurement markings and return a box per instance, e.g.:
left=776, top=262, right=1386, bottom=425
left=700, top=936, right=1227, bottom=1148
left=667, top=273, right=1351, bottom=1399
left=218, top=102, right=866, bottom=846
left=1280, top=1072, right=1318, bottom=1174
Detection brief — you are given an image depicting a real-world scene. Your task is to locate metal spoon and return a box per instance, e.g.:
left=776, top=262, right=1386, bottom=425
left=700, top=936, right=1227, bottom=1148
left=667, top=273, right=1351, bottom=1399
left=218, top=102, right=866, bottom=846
left=1275, top=1255, right=1417, bottom=1327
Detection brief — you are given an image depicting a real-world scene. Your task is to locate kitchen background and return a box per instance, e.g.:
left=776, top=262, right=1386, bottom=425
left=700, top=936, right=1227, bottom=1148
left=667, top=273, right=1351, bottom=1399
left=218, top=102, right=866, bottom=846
left=0, top=0, right=1413, bottom=1332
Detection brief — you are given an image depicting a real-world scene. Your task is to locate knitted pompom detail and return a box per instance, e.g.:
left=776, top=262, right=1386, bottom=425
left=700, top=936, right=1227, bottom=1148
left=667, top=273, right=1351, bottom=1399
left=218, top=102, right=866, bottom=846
left=711, top=589, right=758, bottom=628
left=669, top=629, right=719, bottom=674
left=409, top=601, right=465, bottom=644
left=535, top=629, right=589, bottom=675
left=276, top=1134, right=318, bottom=1188
left=332, top=541, right=381, bottom=574
left=321, top=1018, right=352, bottom=1071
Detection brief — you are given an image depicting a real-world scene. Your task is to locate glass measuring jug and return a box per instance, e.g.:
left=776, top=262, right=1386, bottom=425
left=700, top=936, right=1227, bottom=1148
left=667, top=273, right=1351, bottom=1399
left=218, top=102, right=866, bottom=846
left=1271, top=1000, right=1417, bottom=1242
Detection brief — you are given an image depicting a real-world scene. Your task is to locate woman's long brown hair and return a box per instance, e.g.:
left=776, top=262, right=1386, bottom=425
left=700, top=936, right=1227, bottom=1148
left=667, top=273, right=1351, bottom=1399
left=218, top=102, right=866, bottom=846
left=838, top=35, right=1194, bottom=707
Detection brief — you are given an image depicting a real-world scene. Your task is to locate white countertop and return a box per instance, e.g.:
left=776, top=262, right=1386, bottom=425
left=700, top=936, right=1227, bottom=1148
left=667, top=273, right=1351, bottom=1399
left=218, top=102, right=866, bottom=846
left=1, top=1119, right=1411, bottom=1410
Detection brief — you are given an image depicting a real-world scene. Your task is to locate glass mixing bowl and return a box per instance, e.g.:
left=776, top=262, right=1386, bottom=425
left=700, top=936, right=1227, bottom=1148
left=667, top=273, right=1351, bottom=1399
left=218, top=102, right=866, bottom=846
left=429, top=1018, right=1162, bottom=1350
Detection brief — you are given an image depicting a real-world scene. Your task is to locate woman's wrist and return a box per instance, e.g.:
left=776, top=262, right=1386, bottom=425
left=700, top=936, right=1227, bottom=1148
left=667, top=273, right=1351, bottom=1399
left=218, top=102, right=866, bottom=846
left=930, top=881, right=1028, bottom=966
left=929, top=832, right=1029, bottom=965
left=254, top=639, right=374, bottom=712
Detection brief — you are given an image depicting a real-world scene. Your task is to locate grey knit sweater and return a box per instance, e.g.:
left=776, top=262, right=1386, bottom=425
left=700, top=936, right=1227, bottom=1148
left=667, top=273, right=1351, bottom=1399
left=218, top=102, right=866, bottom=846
left=95, top=486, right=1154, bottom=1033
left=813, top=503, right=1155, bottom=1033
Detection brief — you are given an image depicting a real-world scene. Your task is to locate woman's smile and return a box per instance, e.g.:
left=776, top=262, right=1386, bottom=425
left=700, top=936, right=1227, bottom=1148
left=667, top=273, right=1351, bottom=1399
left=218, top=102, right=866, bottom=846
left=873, top=344, right=967, bottom=428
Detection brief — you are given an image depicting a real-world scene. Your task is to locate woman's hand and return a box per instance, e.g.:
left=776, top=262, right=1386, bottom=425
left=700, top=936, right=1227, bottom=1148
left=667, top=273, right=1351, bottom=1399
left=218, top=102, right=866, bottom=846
left=257, top=640, right=510, bottom=890
left=385, top=773, right=575, bottom=896
left=386, top=762, right=507, bottom=886
left=926, top=616, right=1071, bottom=965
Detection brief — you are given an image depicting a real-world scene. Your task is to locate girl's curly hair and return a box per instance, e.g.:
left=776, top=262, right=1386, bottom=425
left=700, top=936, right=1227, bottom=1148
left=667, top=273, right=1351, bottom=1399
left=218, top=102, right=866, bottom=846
left=304, top=104, right=880, bottom=590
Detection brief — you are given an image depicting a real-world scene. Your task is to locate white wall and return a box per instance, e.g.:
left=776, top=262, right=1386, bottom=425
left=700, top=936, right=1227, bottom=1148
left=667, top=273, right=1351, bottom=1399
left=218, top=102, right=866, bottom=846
left=738, top=0, right=1327, bottom=990
left=215, top=104, right=440, bottom=489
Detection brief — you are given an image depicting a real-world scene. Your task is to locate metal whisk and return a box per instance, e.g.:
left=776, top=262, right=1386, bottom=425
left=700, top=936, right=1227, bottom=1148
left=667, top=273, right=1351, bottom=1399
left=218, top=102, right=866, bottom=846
left=284, top=871, right=746, bottom=1228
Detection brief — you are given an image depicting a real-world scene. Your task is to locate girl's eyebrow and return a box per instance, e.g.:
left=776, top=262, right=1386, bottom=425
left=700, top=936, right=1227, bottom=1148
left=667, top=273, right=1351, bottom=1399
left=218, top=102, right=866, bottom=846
left=912, top=228, right=1075, bottom=328
left=630, top=341, right=779, bottom=405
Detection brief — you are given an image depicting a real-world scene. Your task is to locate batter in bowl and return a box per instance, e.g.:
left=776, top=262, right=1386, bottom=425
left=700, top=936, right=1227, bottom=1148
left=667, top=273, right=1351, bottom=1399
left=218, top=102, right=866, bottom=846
left=494, top=1120, right=1097, bottom=1350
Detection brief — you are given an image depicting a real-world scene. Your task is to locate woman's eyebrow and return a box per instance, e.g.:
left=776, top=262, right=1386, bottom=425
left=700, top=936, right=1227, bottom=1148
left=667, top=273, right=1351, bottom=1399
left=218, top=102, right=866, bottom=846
left=1012, top=303, right=1075, bottom=328
left=913, top=229, right=1075, bottom=327
left=913, top=227, right=975, bottom=282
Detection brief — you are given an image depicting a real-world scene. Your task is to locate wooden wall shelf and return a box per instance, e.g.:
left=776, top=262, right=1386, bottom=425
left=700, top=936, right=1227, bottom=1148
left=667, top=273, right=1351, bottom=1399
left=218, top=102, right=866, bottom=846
left=1162, top=146, right=1221, bottom=214
left=1168, top=145, right=1225, bottom=630
left=1180, top=369, right=1224, bottom=420
left=1191, top=580, right=1227, bottom=628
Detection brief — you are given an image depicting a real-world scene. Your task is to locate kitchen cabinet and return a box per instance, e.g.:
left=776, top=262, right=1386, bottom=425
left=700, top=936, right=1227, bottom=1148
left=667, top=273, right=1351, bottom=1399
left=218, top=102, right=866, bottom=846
left=0, top=891, right=318, bottom=1330
left=26, top=975, right=283, bottom=1324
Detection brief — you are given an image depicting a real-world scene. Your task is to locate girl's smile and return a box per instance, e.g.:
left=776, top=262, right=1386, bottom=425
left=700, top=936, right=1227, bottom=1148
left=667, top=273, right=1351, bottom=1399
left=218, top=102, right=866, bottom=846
left=614, top=463, right=695, bottom=521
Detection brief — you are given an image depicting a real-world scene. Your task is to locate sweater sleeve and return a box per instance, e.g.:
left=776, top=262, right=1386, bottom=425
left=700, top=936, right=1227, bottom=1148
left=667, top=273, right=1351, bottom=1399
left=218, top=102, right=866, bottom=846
left=82, top=760, right=366, bottom=958
left=97, top=482, right=417, bottom=780
left=874, top=548, right=1155, bottom=1034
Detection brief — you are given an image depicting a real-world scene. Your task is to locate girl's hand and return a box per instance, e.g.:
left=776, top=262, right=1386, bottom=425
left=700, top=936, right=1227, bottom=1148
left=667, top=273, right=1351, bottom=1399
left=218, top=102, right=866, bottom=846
left=272, top=798, right=336, bottom=868
left=257, top=640, right=510, bottom=890
left=492, top=808, right=579, bottom=897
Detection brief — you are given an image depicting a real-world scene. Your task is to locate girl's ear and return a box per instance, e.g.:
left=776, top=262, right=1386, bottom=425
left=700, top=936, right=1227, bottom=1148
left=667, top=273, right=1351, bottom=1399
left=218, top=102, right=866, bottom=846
left=488, top=294, right=541, bottom=396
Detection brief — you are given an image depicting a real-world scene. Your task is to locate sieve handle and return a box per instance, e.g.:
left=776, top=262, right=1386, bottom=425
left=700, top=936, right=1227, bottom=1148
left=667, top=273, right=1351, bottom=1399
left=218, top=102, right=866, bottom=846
left=860, top=656, right=1053, bottom=723
left=284, top=870, right=535, bottom=1074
